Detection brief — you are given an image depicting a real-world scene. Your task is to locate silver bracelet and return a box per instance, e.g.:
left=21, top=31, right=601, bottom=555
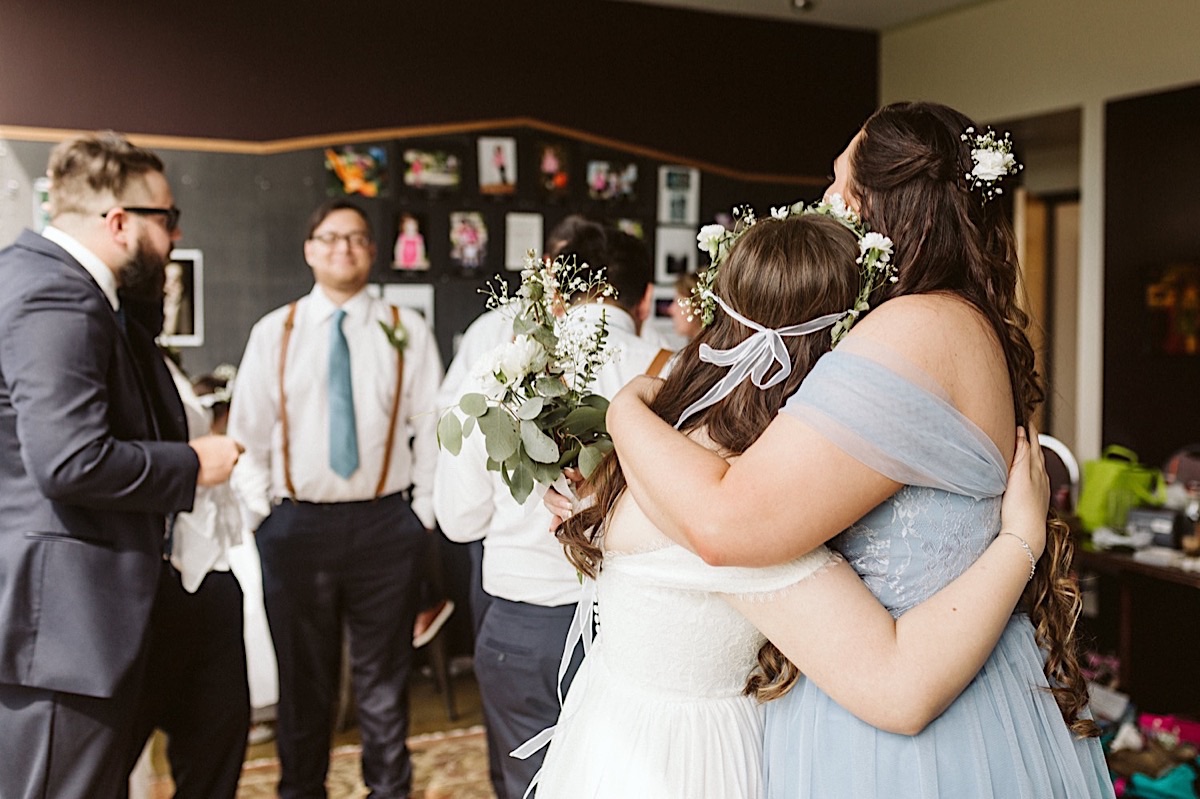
left=1001, top=531, right=1037, bottom=581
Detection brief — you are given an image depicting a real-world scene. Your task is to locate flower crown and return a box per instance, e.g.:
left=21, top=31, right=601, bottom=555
left=692, top=194, right=896, bottom=346
left=962, top=126, right=1022, bottom=202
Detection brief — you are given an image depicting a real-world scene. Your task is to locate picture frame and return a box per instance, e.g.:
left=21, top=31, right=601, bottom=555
left=649, top=284, right=688, bottom=350
left=505, top=212, right=544, bottom=270
left=391, top=211, right=431, bottom=271
left=478, top=136, right=517, bottom=196
left=369, top=283, right=436, bottom=330
left=160, top=248, right=204, bottom=348
left=401, top=146, right=462, bottom=195
left=657, top=166, right=700, bottom=225
left=324, top=144, right=390, bottom=198
left=537, top=141, right=570, bottom=200
left=449, top=211, right=489, bottom=274
left=654, top=226, right=697, bottom=285
left=586, top=159, right=639, bottom=202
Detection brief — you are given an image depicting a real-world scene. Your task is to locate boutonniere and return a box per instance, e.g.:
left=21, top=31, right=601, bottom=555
left=378, top=317, right=408, bottom=353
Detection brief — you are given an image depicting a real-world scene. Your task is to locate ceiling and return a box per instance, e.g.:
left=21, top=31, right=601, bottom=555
left=608, top=0, right=992, bottom=31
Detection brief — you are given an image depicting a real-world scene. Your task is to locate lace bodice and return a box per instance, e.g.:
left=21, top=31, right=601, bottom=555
left=781, top=337, right=1007, bottom=616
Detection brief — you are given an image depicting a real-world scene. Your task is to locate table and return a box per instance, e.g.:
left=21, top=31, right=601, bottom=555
left=1075, top=548, right=1200, bottom=712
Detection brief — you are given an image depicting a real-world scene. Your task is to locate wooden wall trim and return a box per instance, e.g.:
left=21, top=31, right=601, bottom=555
left=0, top=119, right=825, bottom=188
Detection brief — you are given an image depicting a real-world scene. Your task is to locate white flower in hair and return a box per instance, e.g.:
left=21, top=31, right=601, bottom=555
left=961, top=126, right=1022, bottom=201
left=771, top=206, right=790, bottom=220
left=697, top=224, right=728, bottom=260
left=859, top=232, right=893, bottom=262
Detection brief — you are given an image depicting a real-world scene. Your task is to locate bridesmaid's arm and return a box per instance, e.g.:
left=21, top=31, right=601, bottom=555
left=609, top=381, right=900, bottom=567
left=725, top=430, right=1049, bottom=734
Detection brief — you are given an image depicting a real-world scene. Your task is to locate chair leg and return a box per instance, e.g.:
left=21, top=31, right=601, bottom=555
left=426, top=626, right=458, bottom=721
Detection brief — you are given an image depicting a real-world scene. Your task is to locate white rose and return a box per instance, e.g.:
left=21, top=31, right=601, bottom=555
left=498, top=335, right=547, bottom=383
left=971, top=148, right=1014, bottom=181
left=859, top=232, right=893, bottom=260
left=696, top=224, right=727, bottom=260
left=771, top=206, right=789, bottom=220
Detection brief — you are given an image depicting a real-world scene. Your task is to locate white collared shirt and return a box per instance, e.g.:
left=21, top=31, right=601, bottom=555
left=228, top=285, right=443, bottom=530
left=41, top=226, right=120, bottom=310
left=433, top=303, right=670, bottom=606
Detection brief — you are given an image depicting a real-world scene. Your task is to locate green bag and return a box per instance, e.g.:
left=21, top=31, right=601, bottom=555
left=1077, top=445, right=1167, bottom=531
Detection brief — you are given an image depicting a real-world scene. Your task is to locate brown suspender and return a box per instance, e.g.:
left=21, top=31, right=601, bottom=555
left=278, top=302, right=404, bottom=501
left=375, top=305, right=404, bottom=498
left=646, top=348, right=673, bottom=378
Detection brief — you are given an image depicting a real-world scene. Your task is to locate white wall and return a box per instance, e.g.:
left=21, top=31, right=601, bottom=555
left=880, top=0, right=1200, bottom=460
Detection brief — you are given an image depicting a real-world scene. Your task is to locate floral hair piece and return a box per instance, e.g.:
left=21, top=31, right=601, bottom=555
left=692, top=194, right=896, bottom=346
left=961, top=126, right=1022, bottom=202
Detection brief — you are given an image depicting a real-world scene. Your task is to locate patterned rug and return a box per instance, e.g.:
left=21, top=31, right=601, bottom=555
left=152, top=726, right=495, bottom=799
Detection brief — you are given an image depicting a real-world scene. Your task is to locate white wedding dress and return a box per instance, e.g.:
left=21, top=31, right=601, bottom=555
left=534, top=490, right=833, bottom=799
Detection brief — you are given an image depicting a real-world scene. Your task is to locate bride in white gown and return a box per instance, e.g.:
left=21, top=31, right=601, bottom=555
left=534, top=212, right=1057, bottom=799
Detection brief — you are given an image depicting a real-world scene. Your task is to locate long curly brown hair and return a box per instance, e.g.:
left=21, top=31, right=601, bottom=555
left=845, top=100, right=1095, bottom=737
left=557, top=214, right=861, bottom=580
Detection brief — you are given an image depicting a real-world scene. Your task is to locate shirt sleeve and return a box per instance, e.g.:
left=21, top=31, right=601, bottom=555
left=402, top=309, right=444, bottom=529
left=227, top=316, right=278, bottom=532
left=432, top=412, right=494, bottom=542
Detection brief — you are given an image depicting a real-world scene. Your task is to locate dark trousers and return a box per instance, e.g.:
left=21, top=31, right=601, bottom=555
left=127, top=565, right=251, bottom=799
left=257, top=492, right=426, bottom=799
left=474, top=597, right=583, bottom=799
left=0, top=657, right=145, bottom=799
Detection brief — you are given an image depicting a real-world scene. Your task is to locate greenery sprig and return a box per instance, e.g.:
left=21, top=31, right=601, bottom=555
left=437, top=252, right=616, bottom=504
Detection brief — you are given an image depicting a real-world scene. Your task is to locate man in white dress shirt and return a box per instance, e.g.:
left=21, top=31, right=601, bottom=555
left=434, top=224, right=669, bottom=799
left=228, top=201, right=443, bottom=799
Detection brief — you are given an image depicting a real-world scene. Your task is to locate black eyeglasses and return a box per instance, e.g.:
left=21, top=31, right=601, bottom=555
left=103, top=206, right=182, bottom=233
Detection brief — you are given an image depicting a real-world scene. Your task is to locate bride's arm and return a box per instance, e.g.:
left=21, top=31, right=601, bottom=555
left=725, top=430, right=1049, bottom=734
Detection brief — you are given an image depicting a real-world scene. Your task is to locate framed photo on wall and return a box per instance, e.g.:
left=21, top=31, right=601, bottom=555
left=654, top=226, right=697, bottom=285
left=478, top=136, right=517, bottom=196
left=370, top=283, right=436, bottom=330
left=324, top=144, right=390, bottom=198
left=391, top=211, right=431, bottom=271
left=505, top=212, right=544, bottom=270
left=402, top=146, right=462, bottom=195
left=657, top=166, right=700, bottom=225
left=449, top=211, right=489, bottom=274
left=160, top=248, right=204, bottom=348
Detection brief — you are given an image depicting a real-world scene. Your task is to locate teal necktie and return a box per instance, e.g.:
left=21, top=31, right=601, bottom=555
left=328, top=308, right=359, bottom=478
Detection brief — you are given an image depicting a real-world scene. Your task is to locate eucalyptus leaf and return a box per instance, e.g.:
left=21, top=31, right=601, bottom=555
left=580, top=394, right=610, bottom=411
left=579, top=443, right=607, bottom=478
left=535, top=377, right=568, bottom=398
left=462, top=414, right=477, bottom=438
left=520, top=420, right=560, bottom=464
left=556, top=444, right=581, bottom=469
left=513, top=314, right=539, bottom=336
left=533, top=461, right=563, bottom=486
left=436, top=411, right=463, bottom=455
left=592, top=436, right=615, bottom=454
left=563, top=405, right=606, bottom=437
left=486, top=457, right=501, bottom=472
left=460, top=393, right=489, bottom=418
left=478, top=407, right=519, bottom=462
left=509, top=461, right=534, bottom=504
left=516, top=397, right=545, bottom=420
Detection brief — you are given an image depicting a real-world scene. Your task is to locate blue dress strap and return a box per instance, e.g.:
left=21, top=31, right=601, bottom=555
left=780, top=337, right=1007, bottom=500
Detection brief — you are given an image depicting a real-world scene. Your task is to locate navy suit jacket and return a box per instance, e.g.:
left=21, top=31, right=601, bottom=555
left=0, top=229, right=199, bottom=698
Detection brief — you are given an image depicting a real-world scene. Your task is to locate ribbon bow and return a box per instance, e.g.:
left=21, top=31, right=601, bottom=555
left=675, top=292, right=844, bottom=429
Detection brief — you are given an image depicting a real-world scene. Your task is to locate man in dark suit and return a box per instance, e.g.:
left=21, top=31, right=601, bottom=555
left=0, top=131, right=242, bottom=799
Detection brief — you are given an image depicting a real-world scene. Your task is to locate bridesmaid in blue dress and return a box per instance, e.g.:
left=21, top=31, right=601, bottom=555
left=603, top=102, right=1115, bottom=798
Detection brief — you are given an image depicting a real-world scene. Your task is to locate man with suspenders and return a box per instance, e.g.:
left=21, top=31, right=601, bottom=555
left=229, top=201, right=443, bottom=799
left=434, top=223, right=669, bottom=798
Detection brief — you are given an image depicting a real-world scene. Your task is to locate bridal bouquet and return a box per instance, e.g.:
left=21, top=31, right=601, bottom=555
left=438, top=253, right=616, bottom=504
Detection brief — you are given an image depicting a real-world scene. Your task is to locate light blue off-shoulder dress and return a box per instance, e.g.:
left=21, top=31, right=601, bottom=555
left=767, top=337, right=1114, bottom=798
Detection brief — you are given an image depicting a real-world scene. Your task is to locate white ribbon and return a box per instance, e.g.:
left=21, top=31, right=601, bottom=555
left=509, top=574, right=599, bottom=797
left=675, top=292, right=845, bottom=429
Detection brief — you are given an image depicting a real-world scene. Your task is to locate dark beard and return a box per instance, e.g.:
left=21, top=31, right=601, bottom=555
left=118, top=235, right=169, bottom=335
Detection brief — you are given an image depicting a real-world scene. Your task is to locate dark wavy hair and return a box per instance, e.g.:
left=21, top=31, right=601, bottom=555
left=557, top=214, right=860, bottom=581
left=840, top=101, right=1096, bottom=737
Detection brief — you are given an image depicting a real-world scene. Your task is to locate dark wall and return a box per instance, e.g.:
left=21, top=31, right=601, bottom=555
left=0, top=0, right=876, bottom=179
left=1104, top=83, right=1200, bottom=466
